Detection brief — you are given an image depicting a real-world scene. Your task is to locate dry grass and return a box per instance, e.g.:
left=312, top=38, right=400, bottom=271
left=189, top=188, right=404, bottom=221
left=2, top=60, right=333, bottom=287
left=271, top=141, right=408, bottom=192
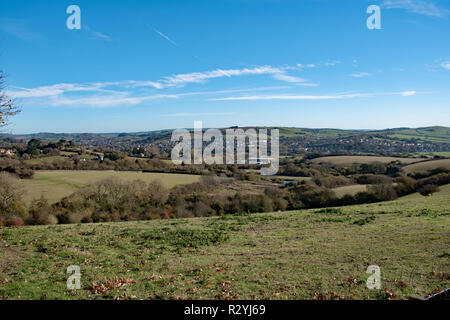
left=332, top=184, right=368, bottom=197
left=403, top=159, right=450, bottom=174
left=1, top=184, right=448, bottom=300
left=22, top=170, right=200, bottom=204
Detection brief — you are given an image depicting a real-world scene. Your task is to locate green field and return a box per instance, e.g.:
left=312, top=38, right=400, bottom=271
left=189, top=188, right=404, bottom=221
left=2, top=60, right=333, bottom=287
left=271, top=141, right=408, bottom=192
left=311, top=156, right=422, bottom=166
left=414, top=152, right=450, bottom=158
left=24, top=153, right=100, bottom=164
left=403, top=159, right=450, bottom=174
left=22, top=170, right=200, bottom=204
left=332, top=184, right=368, bottom=197
left=1, top=184, right=448, bottom=300
left=272, top=176, right=311, bottom=182
left=379, top=126, right=450, bottom=143
left=24, top=156, right=68, bottom=165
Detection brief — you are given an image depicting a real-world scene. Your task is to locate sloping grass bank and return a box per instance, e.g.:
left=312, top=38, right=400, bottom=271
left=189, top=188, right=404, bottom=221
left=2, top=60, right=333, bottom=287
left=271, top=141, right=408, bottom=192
left=0, top=185, right=449, bottom=300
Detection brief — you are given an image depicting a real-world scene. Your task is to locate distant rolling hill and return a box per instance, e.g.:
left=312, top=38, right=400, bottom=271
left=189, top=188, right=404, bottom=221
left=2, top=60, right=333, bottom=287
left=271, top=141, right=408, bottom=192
left=2, top=126, right=448, bottom=157
left=6, top=126, right=450, bottom=142
left=373, top=126, right=450, bottom=143
left=274, top=126, right=450, bottom=142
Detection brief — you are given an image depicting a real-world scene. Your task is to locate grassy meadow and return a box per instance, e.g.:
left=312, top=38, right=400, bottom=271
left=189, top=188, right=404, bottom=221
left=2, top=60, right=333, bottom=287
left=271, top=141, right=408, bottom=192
left=24, top=156, right=67, bottom=165
left=332, top=184, right=368, bottom=197
left=22, top=170, right=200, bottom=204
left=403, top=159, right=450, bottom=174
left=1, top=184, right=448, bottom=300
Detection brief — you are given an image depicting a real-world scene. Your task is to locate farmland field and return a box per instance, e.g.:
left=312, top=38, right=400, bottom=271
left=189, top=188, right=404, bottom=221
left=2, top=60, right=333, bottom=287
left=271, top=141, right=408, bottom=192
left=272, top=176, right=311, bottom=182
left=1, top=184, right=448, bottom=300
left=21, top=170, right=200, bottom=204
left=403, top=159, right=450, bottom=174
left=310, top=156, right=423, bottom=166
left=24, top=156, right=68, bottom=165
left=414, top=152, right=450, bottom=158
left=332, top=184, right=368, bottom=197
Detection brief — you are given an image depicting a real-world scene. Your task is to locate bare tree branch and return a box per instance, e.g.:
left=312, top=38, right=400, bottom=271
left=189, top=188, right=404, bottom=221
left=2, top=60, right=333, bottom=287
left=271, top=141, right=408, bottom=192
left=0, top=70, right=21, bottom=128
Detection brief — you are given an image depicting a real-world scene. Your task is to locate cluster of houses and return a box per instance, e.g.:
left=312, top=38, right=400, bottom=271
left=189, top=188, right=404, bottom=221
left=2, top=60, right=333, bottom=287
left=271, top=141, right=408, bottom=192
left=0, top=148, right=14, bottom=157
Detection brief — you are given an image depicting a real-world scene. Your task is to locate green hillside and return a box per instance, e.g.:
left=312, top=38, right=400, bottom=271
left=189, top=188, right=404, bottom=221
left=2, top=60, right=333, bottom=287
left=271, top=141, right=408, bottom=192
left=377, top=126, right=450, bottom=143
left=7, top=126, right=449, bottom=143
left=1, top=184, right=449, bottom=300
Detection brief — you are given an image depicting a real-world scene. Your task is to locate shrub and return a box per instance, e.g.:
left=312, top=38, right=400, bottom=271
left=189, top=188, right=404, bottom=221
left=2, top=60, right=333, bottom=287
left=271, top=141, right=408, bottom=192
left=211, top=201, right=225, bottom=215
left=6, top=217, right=24, bottom=227
left=418, top=184, right=439, bottom=196
left=27, top=198, right=58, bottom=225
left=367, top=184, right=398, bottom=202
left=264, top=187, right=289, bottom=211
left=290, top=184, right=336, bottom=208
left=360, top=162, right=387, bottom=174
left=67, top=211, right=85, bottom=224
left=417, top=173, right=450, bottom=188
left=409, top=167, right=449, bottom=179
left=315, top=207, right=344, bottom=214
left=394, top=176, right=417, bottom=196
left=54, top=178, right=170, bottom=222
left=314, top=175, right=353, bottom=188
left=200, top=175, right=219, bottom=186
left=192, top=202, right=212, bottom=217
left=357, top=174, right=392, bottom=185
left=353, top=216, right=376, bottom=226
left=0, top=172, right=26, bottom=219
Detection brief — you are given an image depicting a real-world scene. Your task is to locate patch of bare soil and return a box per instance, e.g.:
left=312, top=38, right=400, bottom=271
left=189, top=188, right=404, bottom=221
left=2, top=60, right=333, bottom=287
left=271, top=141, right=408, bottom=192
left=0, top=240, right=24, bottom=275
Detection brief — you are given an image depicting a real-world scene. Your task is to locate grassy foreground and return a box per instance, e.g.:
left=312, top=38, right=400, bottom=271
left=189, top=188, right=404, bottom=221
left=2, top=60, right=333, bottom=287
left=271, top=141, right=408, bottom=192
left=1, top=185, right=449, bottom=300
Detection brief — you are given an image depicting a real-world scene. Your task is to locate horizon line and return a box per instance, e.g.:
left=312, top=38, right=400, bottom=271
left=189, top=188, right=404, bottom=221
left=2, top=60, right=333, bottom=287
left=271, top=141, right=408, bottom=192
left=2, top=125, right=448, bottom=136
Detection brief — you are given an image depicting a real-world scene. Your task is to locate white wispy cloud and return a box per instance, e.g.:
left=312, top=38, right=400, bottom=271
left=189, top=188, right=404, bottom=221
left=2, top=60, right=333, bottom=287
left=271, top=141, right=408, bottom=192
left=175, top=86, right=291, bottom=97
left=401, top=90, right=416, bottom=96
left=212, top=94, right=353, bottom=101
left=83, top=26, right=112, bottom=41
left=296, top=61, right=339, bottom=70
left=294, top=82, right=320, bottom=87
left=382, top=0, right=449, bottom=17
left=48, top=93, right=179, bottom=107
left=7, top=64, right=320, bottom=107
left=8, top=64, right=316, bottom=100
left=6, top=83, right=119, bottom=98
left=7, top=80, right=292, bottom=108
left=125, top=66, right=309, bottom=88
left=441, top=61, right=450, bottom=70
left=324, top=60, right=341, bottom=67
left=90, top=30, right=112, bottom=41
left=163, top=112, right=236, bottom=117
left=351, top=72, right=371, bottom=78
left=296, top=63, right=316, bottom=70
left=210, top=91, right=418, bottom=101
left=272, top=73, right=305, bottom=83
left=160, top=66, right=295, bottom=86
left=154, top=28, right=177, bottom=46
left=124, top=80, right=164, bottom=89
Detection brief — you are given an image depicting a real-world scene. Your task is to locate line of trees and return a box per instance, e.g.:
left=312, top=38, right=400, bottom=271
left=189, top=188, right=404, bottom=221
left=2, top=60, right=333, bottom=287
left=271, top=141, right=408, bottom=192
left=1, top=167, right=448, bottom=227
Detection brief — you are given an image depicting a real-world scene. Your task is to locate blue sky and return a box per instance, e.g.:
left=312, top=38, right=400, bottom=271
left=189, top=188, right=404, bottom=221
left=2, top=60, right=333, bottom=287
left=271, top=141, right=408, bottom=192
left=1, top=0, right=449, bottom=133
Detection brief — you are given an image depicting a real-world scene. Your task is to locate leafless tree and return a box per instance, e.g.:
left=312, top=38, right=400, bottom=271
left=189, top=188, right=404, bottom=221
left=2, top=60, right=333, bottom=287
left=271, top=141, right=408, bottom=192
left=0, top=70, right=20, bottom=128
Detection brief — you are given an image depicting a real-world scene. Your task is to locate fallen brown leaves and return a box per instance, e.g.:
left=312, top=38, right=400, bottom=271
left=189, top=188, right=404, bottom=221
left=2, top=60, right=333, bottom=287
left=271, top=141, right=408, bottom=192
left=89, top=277, right=135, bottom=295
